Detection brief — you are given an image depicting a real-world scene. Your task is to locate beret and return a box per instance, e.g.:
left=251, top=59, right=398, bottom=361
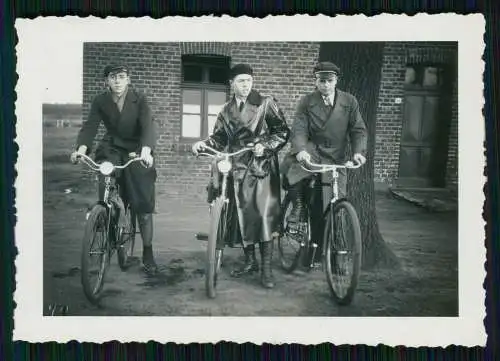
left=103, top=64, right=129, bottom=77
left=313, top=61, right=341, bottom=78
left=230, top=63, right=253, bottom=79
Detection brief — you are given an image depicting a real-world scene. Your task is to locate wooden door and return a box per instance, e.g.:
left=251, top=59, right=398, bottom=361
left=398, top=91, right=441, bottom=186
left=400, top=95, right=453, bottom=188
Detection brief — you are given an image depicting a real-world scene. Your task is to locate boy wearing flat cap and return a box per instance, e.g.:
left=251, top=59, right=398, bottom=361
left=70, top=64, right=159, bottom=276
left=281, top=61, right=368, bottom=258
left=192, top=63, right=290, bottom=289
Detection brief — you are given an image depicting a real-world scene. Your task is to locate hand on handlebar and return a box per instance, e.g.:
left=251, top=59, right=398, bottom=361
left=70, top=145, right=87, bottom=164
left=353, top=153, right=366, bottom=166
left=192, top=141, right=207, bottom=155
left=140, top=147, right=154, bottom=168
left=296, top=150, right=311, bottom=164
left=253, top=143, right=265, bottom=157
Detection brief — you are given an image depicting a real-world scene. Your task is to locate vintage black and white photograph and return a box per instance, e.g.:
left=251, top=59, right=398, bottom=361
left=14, top=15, right=485, bottom=345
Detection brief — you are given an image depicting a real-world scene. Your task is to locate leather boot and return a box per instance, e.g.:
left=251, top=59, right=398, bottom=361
left=286, top=180, right=307, bottom=234
left=230, top=244, right=259, bottom=277
left=260, top=241, right=275, bottom=289
left=138, top=213, right=158, bottom=276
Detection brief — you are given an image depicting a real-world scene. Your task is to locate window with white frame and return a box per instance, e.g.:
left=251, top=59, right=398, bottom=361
left=181, top=55, right=230, bottom=139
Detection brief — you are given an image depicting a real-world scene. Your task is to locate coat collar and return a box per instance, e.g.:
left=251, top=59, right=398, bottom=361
left=310, top=89, right=350, bottom=108
left=104, top=86, right=139, bottom=105
left=246, top=89, right=263, bottom=106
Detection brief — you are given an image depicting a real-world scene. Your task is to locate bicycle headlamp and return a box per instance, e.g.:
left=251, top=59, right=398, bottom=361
left=217, top=159, right=232, bottom=173
left=99, top=161, right=115, bottom=176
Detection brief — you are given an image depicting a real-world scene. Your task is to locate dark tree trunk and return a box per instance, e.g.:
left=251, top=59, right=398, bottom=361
left=319, top=42, right=400, bottom=269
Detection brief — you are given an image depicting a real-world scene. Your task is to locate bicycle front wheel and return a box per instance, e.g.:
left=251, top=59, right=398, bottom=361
left=81, top=204, right=110, bottom=305
left=117, top=206, right=136, bottom=271
left=324, top=200, right=362, bottom=305
left=206, top=197, right=226, bottom=299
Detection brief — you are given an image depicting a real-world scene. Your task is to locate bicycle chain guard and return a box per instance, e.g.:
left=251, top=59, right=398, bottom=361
left=109, top=192, right=128, bottom=229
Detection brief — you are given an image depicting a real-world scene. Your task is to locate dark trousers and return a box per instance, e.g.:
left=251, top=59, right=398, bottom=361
left=95, top=141, right=157, bottom=214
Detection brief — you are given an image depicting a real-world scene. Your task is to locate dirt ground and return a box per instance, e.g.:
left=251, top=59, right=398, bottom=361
left=42, top=127, right=458, bottom=317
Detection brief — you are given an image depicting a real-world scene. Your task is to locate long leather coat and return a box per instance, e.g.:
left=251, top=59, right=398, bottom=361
left=205, top=90, right=290, bottom=245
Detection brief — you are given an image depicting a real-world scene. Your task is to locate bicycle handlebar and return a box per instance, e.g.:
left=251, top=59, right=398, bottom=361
left=196, top=144, right=255, bottom=159
left=76, top=153, right=145, bottom=175
left=300, top=158, right=363, bottom=173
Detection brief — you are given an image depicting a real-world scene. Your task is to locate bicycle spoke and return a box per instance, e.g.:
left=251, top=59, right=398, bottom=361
left=324, top=201, right=362, bottom=305
left=86, top=211, right=108, bottom=295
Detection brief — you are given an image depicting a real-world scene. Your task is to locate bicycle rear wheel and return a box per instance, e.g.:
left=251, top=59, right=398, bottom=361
left=206, top=197, right=226, bottom=299
left=117, top=206, right=136, bottom=271
left=324, top=200, right=362, bottom=305
left=81, top=204, right=110, bottom=305
left=278, top=192, right=306, bottom=273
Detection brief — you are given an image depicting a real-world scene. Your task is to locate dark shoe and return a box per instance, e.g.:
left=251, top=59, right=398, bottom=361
left=143, top=260, right=158, bottom=276
left=230, top=245, right=259, bottom=277
left=142, top=247, right=158, bottom=276
left=260, top=241, right=275, bottom=289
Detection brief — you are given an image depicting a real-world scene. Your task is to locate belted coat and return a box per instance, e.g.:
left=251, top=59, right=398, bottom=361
left=204, top=90, right=290, bottom=245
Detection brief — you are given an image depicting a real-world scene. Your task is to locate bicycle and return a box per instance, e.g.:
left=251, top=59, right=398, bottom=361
left=278, top=158, right=363, bottom=305
left=75, top=152, right=143, bottom=305
left=195, top=144, right=255, bottom=299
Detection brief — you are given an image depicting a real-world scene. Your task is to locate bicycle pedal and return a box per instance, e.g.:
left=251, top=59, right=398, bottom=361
left=308, top=262, right=323, bottom=271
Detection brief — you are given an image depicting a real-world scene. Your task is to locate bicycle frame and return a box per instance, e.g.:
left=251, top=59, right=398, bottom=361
left=197, top=144, right=254, bottom=247
left=198, top=144, right=254, bottom=203
left=300, top=159, right=363, bottom=261
left=77, top=153, right=144, bottom=247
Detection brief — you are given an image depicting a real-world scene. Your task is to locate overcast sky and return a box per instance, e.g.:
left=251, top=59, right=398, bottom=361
left=42, top=38, right=83, bottom=104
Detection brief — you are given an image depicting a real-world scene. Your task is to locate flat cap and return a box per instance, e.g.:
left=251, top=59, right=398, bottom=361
left=103, top=64, right=129, bottom=77
left=313, top=61, right=341, bottom=78
left=229, top=63, right=253, bottom=79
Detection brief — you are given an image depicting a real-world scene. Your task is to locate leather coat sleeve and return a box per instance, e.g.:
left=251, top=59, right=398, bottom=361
left=204, top=112, right=228, bottom=151
left=76, top=98, right=101, bottom=154
left=348, top=97, right=368, bottom=156
left=138, top=94, right=156, bottom=151
left=289, top=95, right=311, bottom=155
left=258, top=97, right=290, bottom=154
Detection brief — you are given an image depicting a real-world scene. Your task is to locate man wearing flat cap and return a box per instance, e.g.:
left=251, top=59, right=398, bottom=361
left=192, top=63, right=290, bottom=289
left=281, top=61, right=367, bottom=256
left=70, top=64, right=159, bottom=276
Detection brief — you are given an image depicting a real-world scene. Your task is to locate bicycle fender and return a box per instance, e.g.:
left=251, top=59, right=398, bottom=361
left=321, top=198, right=349, bottom=218
left=87, top=201, right=110, bottom=212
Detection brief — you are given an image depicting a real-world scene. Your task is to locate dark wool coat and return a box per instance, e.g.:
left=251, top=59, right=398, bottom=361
left=281, top=89, right=368, bottom=187
left=76, top=88, right=157, bottom=214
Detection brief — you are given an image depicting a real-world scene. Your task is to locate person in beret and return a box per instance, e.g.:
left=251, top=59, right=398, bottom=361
left=192, top=63, right=290, bottom=289
left=280, top=61, right=368, bottom=263
left=70, top=64, right=159, bottom=276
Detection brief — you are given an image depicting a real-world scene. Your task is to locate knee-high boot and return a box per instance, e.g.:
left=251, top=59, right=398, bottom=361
left=260, top=240, right=275, bottom=289
left=287, top=180, right=307, bottom=233
left=230, top=243, right=259, bottom=277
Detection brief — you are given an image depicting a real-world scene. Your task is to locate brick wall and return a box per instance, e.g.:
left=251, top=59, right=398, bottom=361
left=445, top=76, right=458, bottom=189
left=82, top=42, right=319, bottom=202
left=373, top=42, right=458, bottom=188
left=82, top=41, right=458, bottom=200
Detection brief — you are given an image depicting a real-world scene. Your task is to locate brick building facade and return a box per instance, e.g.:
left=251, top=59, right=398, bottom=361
left=82, top=41, right=458, bottom=201
left=373, top=42, right=458, bottom=189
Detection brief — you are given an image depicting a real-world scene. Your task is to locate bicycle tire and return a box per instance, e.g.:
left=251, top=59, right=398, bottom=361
left=324, top=200, right=362, bottom=306
left=81, top=204, right=110, bottom=305
left=117, top=206, right=136, bottom=271
left=206, top=197, right=226, bottom=299
left=278, top=192, right=306, bottom=273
